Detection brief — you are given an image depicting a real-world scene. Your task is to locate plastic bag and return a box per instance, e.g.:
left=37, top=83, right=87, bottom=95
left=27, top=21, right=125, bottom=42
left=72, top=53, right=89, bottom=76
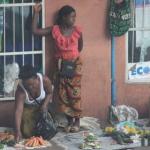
left=35, top=111, right=57, bottom=140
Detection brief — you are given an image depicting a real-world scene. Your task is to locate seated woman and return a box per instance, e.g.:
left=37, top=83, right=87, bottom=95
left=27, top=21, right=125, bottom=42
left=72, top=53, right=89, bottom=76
left=14, top=65, right=52, bottom=142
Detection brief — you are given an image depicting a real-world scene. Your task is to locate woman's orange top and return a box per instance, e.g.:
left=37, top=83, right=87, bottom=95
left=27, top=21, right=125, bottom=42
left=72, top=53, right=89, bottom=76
left=52, top=25, right=81, bottom=60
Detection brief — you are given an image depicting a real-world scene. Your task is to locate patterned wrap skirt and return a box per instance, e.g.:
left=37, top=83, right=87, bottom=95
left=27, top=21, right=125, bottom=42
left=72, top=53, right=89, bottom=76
left=21, top=104, right=40, bottom=138
left=21, top=104, right=54, bottom=138
left=56, top=57, right=82, bottom=118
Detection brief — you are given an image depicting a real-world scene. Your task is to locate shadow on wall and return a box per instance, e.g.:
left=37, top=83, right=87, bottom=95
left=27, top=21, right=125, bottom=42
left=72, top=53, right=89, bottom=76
left=45, top=11, right=61, bottom=114
left=106, top=0, right=112, bottom=39
left=45, top=10, right=60, bottom=80
left=0, top=101, right=15, bottom=127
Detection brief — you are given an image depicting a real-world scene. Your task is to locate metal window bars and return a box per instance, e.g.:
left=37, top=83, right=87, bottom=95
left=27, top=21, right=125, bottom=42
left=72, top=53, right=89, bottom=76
left=0, top=0, right=45, bottom=100
left=128, top=0, right=150, bottom=63
left=126, top=0, right=150, bottom=82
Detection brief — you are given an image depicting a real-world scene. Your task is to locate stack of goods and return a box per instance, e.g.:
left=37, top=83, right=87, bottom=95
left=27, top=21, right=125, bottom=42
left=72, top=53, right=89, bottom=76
left=0, top=131, right=50, bottom=149
left=15, top=136, right=50, bottom=149
left=79, top=132, right=100, bottom=149
left=24, top=136, right=47, bottom=147
left=104, top=121, right=149, bottom=145
left=105, top=126, right=136, bottom=144
left=0, top=131, right=15, bottom=148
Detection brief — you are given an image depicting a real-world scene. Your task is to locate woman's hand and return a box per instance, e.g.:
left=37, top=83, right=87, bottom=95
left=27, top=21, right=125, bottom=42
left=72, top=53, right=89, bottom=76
left=34, top=3, right=42, bottom=13
left=40, top=104, right=48, bottom=113
left=15, top=131, right=22, bottom=143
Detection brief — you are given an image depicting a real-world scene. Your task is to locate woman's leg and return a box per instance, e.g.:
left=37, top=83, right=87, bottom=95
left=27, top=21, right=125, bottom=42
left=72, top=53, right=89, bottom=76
left=66, top=115, right=74, bottom=126
left=74, top=117, right=80, bottom=127
left=70, top=117, right=80, bottom=132
left=65, top=115, right=74, bottom=132
left=21, top=105, right=39, bottom=138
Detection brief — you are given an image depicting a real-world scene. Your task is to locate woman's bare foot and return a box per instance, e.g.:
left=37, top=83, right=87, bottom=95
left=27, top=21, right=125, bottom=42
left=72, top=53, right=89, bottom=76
left=65, top=115, right=74, bottom=133
left=65, top=125, right=72, bottom=133
left=71, top=117, right=80, bottom=133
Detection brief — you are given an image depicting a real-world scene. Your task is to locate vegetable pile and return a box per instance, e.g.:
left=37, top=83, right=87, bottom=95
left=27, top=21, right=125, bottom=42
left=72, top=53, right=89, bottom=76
left=0, top=132, right=15, bottom=147
left=79, top=132, right=100, bottom=149
left=104, top=122, right=150, bottom=145
left=24, top=136, right=47, bottom=147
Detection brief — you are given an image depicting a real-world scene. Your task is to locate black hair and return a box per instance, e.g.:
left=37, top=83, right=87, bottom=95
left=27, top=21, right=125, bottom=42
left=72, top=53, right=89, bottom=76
left=57, top=5, right=76, bottom=25
left=19, top=64, right=37, bottom=80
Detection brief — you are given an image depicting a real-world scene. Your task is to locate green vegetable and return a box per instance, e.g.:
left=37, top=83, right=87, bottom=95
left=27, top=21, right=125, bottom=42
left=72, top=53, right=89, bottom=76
left=85, top=135, right=97, bottom=142
left=114, top=134, right=124, bottom=145
left=0, top=143, right=4, bottom=149
left=112, top=131, right=133, bottom=144
left=7, top=140, right=15, bottom=146
left=123, top=137, right=133, bottom=143
left=0, top=140, right=15, bottom=147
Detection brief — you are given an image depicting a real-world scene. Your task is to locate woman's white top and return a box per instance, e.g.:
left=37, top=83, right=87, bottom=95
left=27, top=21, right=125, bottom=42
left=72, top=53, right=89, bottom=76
left=20, top=73, right=46, bottom=105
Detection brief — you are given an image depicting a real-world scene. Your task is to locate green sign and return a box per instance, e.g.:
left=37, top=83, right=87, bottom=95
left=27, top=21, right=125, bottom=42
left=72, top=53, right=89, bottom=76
left=0, top=0, right=12, bottom=3
left=109, top=0, right=131, bottom=36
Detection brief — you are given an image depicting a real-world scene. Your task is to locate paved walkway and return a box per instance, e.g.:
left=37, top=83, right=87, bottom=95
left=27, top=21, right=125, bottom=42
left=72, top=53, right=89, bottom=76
left=52, top=117, right=148, bottom=150
left=2, top=117, right=150, bottom=150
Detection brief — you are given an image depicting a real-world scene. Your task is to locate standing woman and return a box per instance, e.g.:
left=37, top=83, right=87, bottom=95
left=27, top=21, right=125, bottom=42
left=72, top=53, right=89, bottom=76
left=32, top=4, right=83, bottom=132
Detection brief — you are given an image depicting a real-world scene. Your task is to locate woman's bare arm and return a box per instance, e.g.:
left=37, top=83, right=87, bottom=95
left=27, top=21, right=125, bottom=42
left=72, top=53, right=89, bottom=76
left=14, top=86, right=25, bottom=142
left=78, top=33, right=83, bottom=52
left=32, top=3, right=51, bottom=36
left=41, top=76, right=52, bottom=111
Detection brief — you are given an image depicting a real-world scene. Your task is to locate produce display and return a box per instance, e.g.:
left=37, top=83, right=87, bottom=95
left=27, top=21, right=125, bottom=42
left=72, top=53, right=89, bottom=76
left=79, top=132, right=100, bottom=149
left=14, top=136, right=51, bottom=149
left=0, top=143, right=4, bottom=150
left=105, top=128, right=134, bottom=144
left=104, top=122, right=150, bottom=145
left=0, top=132, right=15, bottom=147
left=0, top=130, right=50, bottom=149
left=24, top=136, right=47, bottom=147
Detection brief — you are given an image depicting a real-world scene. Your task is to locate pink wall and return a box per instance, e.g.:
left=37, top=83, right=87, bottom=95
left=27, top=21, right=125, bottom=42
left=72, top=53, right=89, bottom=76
left=0, top=102, right=14, bottom=127
left=0, top=0, right=150, bottom=127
